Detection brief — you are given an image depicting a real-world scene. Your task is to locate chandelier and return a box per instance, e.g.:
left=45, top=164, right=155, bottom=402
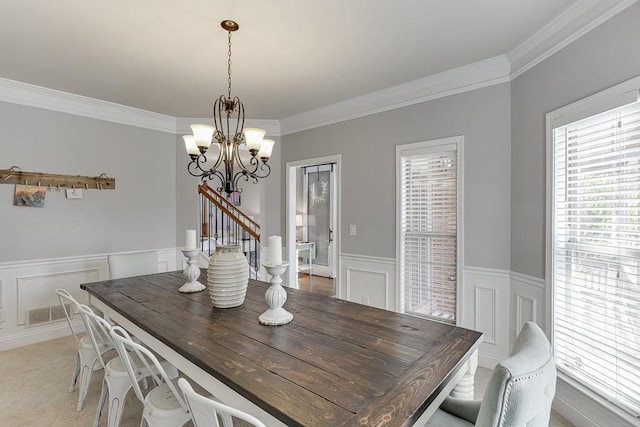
left=183, top=20, right=273, bottom=196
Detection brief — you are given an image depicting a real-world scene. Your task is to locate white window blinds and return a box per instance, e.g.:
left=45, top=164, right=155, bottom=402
left=552, top=100, right=640, bottom=416
left=398, top=140, right=459, bottom=323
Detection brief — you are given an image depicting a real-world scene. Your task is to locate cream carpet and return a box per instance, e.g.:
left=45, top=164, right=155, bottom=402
left=1, top=335, right=573, bottom=426
left=0, top=335, right=144, bottom=427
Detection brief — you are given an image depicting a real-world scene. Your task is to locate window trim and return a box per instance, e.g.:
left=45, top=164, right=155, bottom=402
left=545, top=75, right=640, bottom=422
left=395, top=135, right=464, bottom=322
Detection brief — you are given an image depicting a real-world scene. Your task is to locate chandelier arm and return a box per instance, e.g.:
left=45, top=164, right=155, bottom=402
left=233, top=170, right=258, bottom=189
left=231, top=138, right=259, bottom=174
left=209, top=139, right=226, bottom=172
left=206, top=169, right=226, bottom=193
left=234, top=97, right=244, bottom=137
left=187, top=154, right=210, bottom=177
left=252, top=162, right=271, bottom=179
left=213, top=98, right=226, bottom=136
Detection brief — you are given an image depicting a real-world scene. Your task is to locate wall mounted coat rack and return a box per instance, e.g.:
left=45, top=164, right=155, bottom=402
left=0, top=168, right=115, bottom=190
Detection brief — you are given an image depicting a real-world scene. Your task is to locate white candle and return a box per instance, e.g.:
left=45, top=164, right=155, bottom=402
left=267, top=235, right=282, bottom=265
left=186, top=229, right=196, bottom=250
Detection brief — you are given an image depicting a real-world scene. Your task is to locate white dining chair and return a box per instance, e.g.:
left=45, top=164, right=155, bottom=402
left=56, top=288, right=113, bottom=411
left=107, top=250, right=158, bottom=279
left=178, top=378, right=265, bottom=427
left=77, top=304, right=178, bottom=427
left=426, top=321, right=556, bottom=426
left=110, top=325, right=191, bottom=427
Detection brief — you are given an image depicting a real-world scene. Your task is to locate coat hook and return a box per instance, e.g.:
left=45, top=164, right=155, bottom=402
left=85, top=183, right=89, bottom=190
left=24, top=179, right=28, bottom=186
left=57, top=185, right=61, bottom=190
left=37, top=181, right=41, bottom=187
left=2, top=174, right=11, bottom=181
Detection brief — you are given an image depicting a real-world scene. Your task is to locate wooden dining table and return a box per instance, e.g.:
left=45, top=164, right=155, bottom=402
left=81, top=270, right=482, bottom=427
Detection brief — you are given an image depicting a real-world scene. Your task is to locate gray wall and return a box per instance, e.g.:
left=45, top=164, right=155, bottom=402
left=0, top=102, right=177, bottom=262
left=282, top=83, right=511, bottom=269
left=510, top=2, right=640, bottom=278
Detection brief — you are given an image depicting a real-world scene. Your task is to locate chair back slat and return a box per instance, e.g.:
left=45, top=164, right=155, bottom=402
left=55, top=289, right=82, bottom=344
left=178, top=377, right=266, bottom=427
left=108, top=251, right=158, bottom=279
left=77, top=304, right=113, bottom=369
left=110, top=325, right=187, bottom=411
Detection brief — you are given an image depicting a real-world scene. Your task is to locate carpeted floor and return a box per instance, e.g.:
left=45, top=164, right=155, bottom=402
left=0, top=335, right=573, bottom=426
left=0, top=335, right=145, bottom=426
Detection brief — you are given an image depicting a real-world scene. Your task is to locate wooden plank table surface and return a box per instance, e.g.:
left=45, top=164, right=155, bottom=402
left=81, top=270, right=482, bottom=427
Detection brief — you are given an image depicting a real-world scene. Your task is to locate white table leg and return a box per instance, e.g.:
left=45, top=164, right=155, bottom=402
left=450, top=350, right=478, bottom=399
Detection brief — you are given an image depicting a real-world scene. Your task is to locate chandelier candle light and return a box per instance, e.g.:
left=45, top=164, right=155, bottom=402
left=184, top=20, right=274, bottom=196
left=259, top=235, right=293, bottom=325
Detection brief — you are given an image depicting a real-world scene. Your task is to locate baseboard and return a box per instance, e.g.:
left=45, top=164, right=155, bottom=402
left=0, top=322, right=73, bottom=352
left=553, top=375, right=639, bottom=427
left=477, top=352, right=501, bottom=370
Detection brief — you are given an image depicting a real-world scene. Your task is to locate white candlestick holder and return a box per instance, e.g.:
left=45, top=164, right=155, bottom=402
left=179, top=249, right=206, bottom=293
left=259, top=262, right=293, bottom=325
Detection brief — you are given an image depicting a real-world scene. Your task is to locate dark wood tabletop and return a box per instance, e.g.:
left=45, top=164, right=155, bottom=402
left=81, top=270, right=482, bottom=427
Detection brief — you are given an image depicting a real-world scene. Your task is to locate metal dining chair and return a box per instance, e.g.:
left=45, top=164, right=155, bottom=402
left=77, top=304, right=178, bottom=427
left=178, top=378, right=265, bottom=427
left=56, top=288, right=113, bottom=411
left=110, top=325, right=190, bottom=427
left=107, top=250, right=158, bottom=279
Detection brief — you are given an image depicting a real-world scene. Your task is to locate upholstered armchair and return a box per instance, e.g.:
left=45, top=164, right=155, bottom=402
left=427, top=321, right=556, bottom=427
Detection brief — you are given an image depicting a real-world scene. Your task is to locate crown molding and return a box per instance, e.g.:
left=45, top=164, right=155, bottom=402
left=1, top=1, right=635, bottom=136
left=508, top=0, right=639, bottom=79
left=176, top=117, right=281, bottom=137
left=0, top=77, right=177, bottom=134
left=280, top=55, right=511, bottom=135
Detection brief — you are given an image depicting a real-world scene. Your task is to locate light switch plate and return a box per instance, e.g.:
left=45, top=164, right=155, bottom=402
left=65, top=188, right=83, bottom=199
left=349, top=224, right=357, bottom=236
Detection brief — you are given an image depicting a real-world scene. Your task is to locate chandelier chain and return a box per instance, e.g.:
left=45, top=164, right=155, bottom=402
left=227, top=30, right=232, bottom=99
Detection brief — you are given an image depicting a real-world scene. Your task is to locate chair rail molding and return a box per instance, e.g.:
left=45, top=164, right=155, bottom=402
left=0, top=248, right=179, bottom=351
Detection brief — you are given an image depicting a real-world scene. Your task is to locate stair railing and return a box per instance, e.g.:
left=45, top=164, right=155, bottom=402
left=198, top=183, right=261, bottom=278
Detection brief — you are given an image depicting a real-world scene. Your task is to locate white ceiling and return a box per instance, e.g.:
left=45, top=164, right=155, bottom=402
left=0, top=1, right=632, bottom=120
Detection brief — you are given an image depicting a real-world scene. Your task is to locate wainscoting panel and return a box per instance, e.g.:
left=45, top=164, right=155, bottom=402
left=0, top=279, right=4, bottom=329
left=339, top=253, right=395, bottom=310
left=463, top=267, right=510, bottom=368
left=346, top=269, right=389, bottom=309
left=16, top=269, right=99, bottom=326
left=515, top=294, right=537, bottom=335
left=474, top=287, right=496, bottom=345
left=0, top=248, right=178, bottom=351
left=509, top=271, right=546, bottom=347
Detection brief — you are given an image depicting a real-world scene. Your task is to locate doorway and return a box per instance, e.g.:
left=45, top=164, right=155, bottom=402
left=286, top=155, right=341, bottom=293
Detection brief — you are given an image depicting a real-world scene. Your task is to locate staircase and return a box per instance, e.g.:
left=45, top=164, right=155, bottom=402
left=198, top=183, right=261, bottom=279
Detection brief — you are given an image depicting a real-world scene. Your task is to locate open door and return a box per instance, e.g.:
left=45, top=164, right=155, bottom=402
left=303, top=164, right=336, bottom=278
left=286, top=155, right=341, bottom=292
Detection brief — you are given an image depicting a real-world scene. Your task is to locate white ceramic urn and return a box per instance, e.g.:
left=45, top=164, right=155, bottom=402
left=207, top=244, right=249, bottom=308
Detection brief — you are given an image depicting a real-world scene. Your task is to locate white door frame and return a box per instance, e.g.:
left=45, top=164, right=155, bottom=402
left=286, top=155, right=341, bottom=289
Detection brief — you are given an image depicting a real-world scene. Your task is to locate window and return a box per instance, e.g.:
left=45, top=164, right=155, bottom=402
left=396, top=136, right=462, bottom=323
left=549, top=81, right=640, bottom=416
